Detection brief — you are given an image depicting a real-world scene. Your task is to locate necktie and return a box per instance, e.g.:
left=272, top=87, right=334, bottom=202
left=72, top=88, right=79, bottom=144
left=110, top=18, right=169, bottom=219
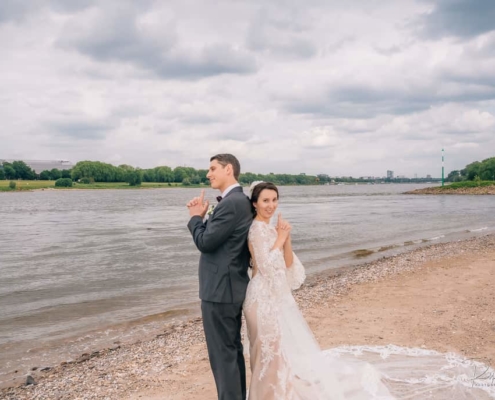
left=216, top=196, right=223, bottom=203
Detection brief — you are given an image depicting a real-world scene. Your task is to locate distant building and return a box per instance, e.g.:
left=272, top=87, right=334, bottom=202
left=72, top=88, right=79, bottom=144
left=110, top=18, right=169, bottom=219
left=426, top=174, right=432, bottom=179
left=387, top=170, right=394, bottom=179
left=0, top=159, right=74, bottom=174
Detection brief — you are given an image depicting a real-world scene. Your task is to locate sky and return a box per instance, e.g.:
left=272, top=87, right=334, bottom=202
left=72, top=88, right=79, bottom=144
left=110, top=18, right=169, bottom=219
left=1, top=0, right=495, bottom=178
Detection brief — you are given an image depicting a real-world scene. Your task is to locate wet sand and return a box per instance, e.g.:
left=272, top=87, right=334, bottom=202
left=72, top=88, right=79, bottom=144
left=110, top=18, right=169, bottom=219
left=2, top=235, right=495, bottom=399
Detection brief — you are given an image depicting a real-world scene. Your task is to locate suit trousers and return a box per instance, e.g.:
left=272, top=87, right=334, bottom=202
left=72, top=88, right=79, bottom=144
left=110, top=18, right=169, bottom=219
left=201, top=300, right=246, bottom=400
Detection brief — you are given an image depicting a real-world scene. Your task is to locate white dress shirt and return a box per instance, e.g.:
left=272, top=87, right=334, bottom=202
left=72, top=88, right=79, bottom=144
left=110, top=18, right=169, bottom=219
left=221, top=183, right=241, bottom=198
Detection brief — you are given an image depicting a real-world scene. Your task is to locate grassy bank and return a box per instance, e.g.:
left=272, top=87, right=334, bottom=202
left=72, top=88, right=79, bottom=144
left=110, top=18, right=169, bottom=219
left=0, top=181, right=203, bottom=192
left=0, top=180, right=56, bottom=191
left=405, top=180, right=495, bottom=194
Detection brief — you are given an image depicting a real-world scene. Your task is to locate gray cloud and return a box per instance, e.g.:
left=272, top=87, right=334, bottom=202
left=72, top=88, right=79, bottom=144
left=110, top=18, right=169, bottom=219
left=48, top=119, right=113, bottom=140
left=47, top=0, right=96, bottom=13
left=0, top=0, right=96, bottom=23
left=180, top=114, right=226, bottom=125
left=0, top=0, right=33, bottom=22
left=215, top=130, right=254, bottom=141
left=281, top=81, right=495, bottom=120
left=419, top=0, right=495, bottom=39
left=437, top=34, right=495, bottom=88
left=246, top=8, right=317, bottom=59
left=58, top=4, right=257, bottom=80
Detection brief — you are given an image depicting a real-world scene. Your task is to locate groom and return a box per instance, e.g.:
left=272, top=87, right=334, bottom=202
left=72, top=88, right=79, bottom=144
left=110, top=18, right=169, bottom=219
left=187, top=154, right=252, bottom=400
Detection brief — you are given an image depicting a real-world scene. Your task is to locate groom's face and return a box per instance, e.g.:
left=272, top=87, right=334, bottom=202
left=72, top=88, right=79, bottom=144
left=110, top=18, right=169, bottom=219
left=207, top=160, right=230, bottom=190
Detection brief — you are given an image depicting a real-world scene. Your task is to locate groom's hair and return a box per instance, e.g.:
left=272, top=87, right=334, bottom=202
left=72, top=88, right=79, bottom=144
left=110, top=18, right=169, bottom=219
left=210, top=154, right=241, bottom=180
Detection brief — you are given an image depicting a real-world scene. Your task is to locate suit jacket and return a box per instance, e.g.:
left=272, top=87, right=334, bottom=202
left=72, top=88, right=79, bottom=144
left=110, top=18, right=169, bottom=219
left=187, top=186, right=253, bottom=303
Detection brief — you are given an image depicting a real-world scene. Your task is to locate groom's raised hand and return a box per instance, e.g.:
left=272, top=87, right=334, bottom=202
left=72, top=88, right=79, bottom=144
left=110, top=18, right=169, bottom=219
left=187, top=189, right=209, bottom=218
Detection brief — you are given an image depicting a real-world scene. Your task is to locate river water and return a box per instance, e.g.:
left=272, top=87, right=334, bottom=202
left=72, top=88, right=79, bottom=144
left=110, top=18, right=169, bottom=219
left=1, top=184, right=494, bottom=386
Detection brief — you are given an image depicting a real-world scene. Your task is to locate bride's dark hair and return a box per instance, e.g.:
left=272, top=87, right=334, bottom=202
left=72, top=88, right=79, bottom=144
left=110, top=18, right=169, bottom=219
left=250, top=182, right=279, bottom=217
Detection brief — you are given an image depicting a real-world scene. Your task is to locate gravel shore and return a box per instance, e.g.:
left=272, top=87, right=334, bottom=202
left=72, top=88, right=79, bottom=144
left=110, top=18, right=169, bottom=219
left=2, top=234, right=495, bottom=400
left=405, top=186, right=495, bottom=194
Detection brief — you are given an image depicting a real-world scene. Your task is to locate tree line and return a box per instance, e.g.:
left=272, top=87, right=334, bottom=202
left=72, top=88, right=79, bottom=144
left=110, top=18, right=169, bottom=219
left=446, top=157, right=495, bottom=182
left=3, top=157, right=493, bottom=186
left=0, top=160, right=320, bottom=186
left=69, top=161, right=321, bottom=186
left=0, top=161, right=72, bottom=181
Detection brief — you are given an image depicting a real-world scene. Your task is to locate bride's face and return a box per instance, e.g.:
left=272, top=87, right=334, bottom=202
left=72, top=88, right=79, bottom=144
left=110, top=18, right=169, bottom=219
left=254, top=189, right=278, bottom=220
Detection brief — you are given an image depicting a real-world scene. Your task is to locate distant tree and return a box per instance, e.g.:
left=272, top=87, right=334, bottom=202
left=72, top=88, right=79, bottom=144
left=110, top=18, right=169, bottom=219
left=50, top=168, right=62, bottom=180
left=142, top=169, right=156, bottom=182
left=277, top=174, right=297, bottom=184
left=118, top=164, right=135, bottom=171
left=12, top=161, right=36, bottom=180
left=55, top=178, right=73, bottom=187
left=0, top=168, right=5, bottom=180
left=9, top=181, right=16, bottom=190
left=173, top=167, right=190, bottom=183
left=114, top=167, right=127, bottom=182
left=190, top=175, right=201, bottom=184
left=458, top=157, right=495, bottom=181
left=479, top=157, right=495, bottom=181
left=317, top=174, right=331, bottom=184
left=197, top=169, right=208, bottom=183
left=126, top=170, right=142, bottom=186
left=71, top=161, right=126, bottom=182
left=465, top=161, right=481, bottom=180
left=182, top=177, right=191, bottom=186
left=295, top=174, right=309, bottom=184
left=239, top=172, right=257, bottom=184
left=39, top=170, right=51, bottom=180
left=154, top=166, right=173, bottom=182
left=3, top=164, right=16, bottom=180
left=446, top=170, right=460, bottom=183
left=61, top=169, right=72, bottom=179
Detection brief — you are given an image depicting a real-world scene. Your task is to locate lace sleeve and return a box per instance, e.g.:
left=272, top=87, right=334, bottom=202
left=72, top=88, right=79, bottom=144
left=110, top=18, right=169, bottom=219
left=248, top=221, right=285, bottom=280
left=286, top=252, right=306, bottom=290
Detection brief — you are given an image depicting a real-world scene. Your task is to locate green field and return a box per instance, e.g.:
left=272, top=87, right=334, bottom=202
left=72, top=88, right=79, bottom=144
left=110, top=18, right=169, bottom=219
left=0, top=180, right=204, bottom=191
left=0, top=180, right=56, bottom=191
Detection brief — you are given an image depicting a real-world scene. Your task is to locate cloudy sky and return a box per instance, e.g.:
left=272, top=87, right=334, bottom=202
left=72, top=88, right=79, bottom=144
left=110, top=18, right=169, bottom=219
left=1, top=0, right=495, bottom=178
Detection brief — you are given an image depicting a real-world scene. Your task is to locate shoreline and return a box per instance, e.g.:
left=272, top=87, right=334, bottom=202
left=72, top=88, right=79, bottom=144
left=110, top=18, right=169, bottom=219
left=0, top=181, right=439, bottom=193
left=405, top=185, right=495, bottom=195
left=2, top=234, right=495, bottom=399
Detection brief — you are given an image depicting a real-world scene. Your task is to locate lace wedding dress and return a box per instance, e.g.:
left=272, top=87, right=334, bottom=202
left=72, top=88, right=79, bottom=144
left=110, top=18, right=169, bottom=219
left=243, top=220, right=495, bottom=400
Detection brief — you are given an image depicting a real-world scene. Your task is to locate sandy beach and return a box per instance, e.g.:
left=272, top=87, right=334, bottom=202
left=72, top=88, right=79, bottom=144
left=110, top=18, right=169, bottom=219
left=2, top=234, right=495, bottom=400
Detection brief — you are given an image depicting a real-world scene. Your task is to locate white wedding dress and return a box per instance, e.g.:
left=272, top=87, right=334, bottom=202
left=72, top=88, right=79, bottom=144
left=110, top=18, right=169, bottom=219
left=243, top=220, right=495, bottom=400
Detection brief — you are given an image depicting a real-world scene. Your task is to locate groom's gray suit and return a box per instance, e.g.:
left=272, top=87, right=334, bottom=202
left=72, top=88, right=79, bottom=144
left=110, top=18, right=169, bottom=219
left=188, top=186, right=252, bottom=400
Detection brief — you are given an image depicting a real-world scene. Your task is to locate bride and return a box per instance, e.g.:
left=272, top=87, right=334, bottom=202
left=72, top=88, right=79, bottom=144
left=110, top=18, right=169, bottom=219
left=243, top=181, right=495, bottom=400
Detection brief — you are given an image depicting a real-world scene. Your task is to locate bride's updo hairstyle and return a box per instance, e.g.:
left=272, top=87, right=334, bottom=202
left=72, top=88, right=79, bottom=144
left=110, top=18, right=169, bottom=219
left=250, top=182, right=279, bottom=217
